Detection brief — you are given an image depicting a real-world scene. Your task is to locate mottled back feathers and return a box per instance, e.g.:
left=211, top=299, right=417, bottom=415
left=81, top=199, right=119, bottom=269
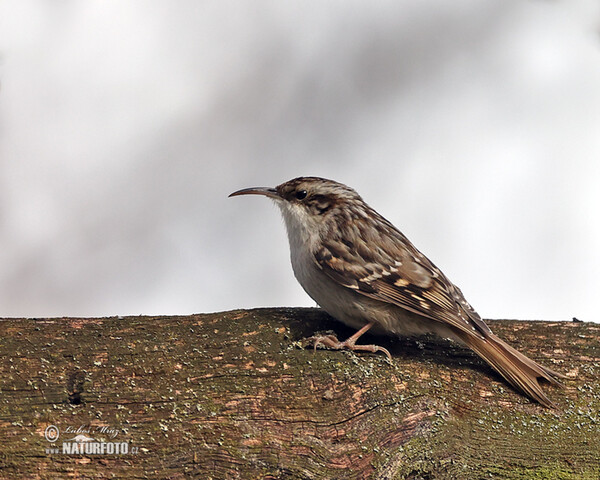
left=310, top=196, right=492, bottom=339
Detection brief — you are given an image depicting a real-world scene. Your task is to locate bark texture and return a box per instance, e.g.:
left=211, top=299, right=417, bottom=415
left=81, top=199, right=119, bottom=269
left=0, top=308, right=598, bottom=479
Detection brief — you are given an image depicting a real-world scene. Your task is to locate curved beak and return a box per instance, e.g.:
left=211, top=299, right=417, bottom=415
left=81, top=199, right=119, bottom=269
left=228, top=187, right=280, bottom=199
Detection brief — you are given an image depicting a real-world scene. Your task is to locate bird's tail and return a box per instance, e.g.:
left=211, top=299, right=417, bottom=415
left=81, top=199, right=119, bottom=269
left=455, top=330, right=565, bottom=408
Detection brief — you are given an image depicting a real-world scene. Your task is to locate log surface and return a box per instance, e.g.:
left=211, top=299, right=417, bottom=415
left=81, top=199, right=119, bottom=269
left=0, top=308, right=598, bottom=479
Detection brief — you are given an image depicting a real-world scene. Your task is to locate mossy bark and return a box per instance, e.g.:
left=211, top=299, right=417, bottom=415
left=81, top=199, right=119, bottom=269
left=0, top=308, right=598, bottom=479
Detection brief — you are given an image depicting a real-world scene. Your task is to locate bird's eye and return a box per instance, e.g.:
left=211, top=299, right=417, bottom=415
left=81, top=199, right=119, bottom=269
left=295, top=190, right=307, bottom=200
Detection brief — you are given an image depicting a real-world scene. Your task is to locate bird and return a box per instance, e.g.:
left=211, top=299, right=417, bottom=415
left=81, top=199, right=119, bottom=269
left=229, top=176, right=564, bottom=407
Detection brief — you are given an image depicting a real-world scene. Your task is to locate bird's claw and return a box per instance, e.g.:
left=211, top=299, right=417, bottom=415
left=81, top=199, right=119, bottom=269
left=307, top=334, right=393, bottom=362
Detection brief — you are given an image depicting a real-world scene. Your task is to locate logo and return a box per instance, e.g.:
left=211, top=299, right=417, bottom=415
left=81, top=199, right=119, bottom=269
left=67, top=434, right=95, bottom=442
left=43, top=424, right=140, bottom=455
left=44, top=425, right=60, bottom=442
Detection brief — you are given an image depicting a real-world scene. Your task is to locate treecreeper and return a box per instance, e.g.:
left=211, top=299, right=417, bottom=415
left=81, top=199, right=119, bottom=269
left=229, top=176, right=565, bottom=408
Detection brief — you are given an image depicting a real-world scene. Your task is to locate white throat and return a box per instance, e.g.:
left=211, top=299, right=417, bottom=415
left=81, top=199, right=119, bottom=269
left=275, top=200, right=321, bottom=255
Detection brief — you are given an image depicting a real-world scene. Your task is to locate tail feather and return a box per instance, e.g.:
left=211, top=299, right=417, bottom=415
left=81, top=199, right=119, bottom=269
left=456, top=330, right=565, bottom=408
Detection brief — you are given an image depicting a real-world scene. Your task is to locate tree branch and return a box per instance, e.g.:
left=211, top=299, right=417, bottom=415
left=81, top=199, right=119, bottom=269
left=1, top=308, right=598, bottom=479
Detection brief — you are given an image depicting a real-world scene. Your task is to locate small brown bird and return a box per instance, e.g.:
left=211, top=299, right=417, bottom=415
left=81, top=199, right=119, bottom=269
left=230, top=176, right=564, bottom=407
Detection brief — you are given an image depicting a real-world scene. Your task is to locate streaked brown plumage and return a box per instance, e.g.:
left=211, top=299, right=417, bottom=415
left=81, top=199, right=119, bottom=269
left=230, top=176, right=565, bottom=407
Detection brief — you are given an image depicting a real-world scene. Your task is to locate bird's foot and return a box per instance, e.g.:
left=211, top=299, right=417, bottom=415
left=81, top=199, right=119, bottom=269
left=307, top=333, right=392, bottom=361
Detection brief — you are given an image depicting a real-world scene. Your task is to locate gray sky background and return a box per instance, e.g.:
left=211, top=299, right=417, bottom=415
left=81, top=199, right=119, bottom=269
left=0, top=1, right=599, bottom=322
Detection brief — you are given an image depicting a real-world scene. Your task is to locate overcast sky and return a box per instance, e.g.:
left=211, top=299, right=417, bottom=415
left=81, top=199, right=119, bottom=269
left=0, top=1, right=599, bottom=322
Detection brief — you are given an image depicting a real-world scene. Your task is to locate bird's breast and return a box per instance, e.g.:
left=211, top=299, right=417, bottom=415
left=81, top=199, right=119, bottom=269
left=287, top=236, right=374, bottom=331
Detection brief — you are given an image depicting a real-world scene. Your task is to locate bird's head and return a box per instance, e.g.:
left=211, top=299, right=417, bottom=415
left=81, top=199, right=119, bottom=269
left=229, top=176, right=364, bottom=237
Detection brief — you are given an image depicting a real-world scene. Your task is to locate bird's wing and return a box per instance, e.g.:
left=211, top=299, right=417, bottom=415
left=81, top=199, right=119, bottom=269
left=314, top=219, right=491, bottom=338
